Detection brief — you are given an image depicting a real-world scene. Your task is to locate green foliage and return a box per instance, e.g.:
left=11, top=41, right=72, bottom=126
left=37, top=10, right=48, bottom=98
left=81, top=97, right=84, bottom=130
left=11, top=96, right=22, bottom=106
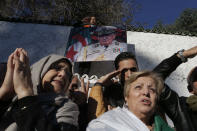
left=0, top=0, right=139, bottom=26
left=175, top=9, right=197, bottom=31
left=152, top=8, right=197, bottom=36
left=152, top=20, right=166, bottom=33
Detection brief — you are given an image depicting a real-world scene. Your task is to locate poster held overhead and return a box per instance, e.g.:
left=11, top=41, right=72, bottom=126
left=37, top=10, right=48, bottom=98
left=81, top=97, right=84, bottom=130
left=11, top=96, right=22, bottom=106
left=65, top=25, right=135, bottom=86
left=74, top=44, right=135, bottom=78
left=65, top=26, right=96, bottom=62
left=65, top=25, right=127, bottom=62
left=76, top=26, right=127, bottom=62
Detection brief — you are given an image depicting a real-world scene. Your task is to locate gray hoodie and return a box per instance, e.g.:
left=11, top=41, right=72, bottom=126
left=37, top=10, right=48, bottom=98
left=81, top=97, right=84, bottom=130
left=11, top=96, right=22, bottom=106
left=5, top=54, right=79, bottom=131
left=30, top=54, right=79, bottom=126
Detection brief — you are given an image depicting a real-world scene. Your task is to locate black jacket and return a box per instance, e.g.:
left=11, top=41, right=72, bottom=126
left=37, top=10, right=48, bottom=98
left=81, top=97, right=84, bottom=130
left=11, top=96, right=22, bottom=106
left=154, top=54, right=197, bottom=131
left=0, top=96, right=77, bottom=131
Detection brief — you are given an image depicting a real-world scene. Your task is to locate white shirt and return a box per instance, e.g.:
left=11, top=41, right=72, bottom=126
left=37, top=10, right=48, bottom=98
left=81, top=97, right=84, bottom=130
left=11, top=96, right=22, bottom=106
left=76, top=40, right=127, bottom=62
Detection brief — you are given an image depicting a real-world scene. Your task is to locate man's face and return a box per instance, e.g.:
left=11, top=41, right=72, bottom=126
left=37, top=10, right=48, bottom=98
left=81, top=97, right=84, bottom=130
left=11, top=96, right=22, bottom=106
left=118, top=59, right=138, bottom=83
left=42, top=61, right=72, bottom=94
left=98, top=33, right=116, bottom=46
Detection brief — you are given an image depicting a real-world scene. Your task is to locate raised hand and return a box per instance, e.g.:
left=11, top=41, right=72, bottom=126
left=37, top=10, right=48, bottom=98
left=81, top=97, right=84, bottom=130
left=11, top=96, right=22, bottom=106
left=68, top=75, right=89, bottom=105
left=80, top=77, right=89, bottom=97
left=97, top=70, right=121, bottom=87
left=0, top=52, right=15, bottom=100
left=13, top=48, right=33, bottom=99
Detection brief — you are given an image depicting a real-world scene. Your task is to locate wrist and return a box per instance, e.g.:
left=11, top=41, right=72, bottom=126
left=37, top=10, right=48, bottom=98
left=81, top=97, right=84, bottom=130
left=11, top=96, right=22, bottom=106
left=93, top=82, right=106, bottom=92
left=0, top=87, right=7, bottom=99
left=177, top=49, right=188, bottom=62
left=94, top=82, right=103, bottom=86
left=17, top=88, right=34, bottom=99
left=0, top=87, right=14, bottom=100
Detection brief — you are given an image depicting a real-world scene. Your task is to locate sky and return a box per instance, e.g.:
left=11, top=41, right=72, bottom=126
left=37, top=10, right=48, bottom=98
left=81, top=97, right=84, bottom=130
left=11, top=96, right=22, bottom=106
left=134, top=0, right=197, bottom=29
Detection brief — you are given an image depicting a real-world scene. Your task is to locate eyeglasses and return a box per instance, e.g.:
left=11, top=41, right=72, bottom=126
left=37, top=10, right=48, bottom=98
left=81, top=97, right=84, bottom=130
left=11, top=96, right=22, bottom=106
left=121, top=67, right=138, bottom=74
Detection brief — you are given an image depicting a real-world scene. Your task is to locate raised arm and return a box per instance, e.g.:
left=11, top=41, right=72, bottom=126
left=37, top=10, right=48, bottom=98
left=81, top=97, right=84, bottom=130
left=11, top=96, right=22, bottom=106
left=87, top=70, right=120, bottom=122
left=159, top=84, right=191, bottom=131
left=0, top=52, right=15, bottom=100
left=0, top=52, right=16, bottom=120
left=155, top=46, right=197, bottom=131
left=12, top=49, right=78, bottom=131
left=153, top=46, right=197, bottom=80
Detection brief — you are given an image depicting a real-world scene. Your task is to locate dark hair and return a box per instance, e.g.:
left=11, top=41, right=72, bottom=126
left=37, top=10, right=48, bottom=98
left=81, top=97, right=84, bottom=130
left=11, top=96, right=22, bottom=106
left=114, top=52, right=138, bottom=70
left=81, top=16, right=91, bottom=24
left=103, top=83, right=124, bottom=108
left=187, top=66, right=197, bottom=92
left=81, top=16, right=96, bottom=24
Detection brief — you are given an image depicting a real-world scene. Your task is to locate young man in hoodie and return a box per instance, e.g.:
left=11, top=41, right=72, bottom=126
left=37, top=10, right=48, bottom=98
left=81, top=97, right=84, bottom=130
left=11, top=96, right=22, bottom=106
left=0, top=48, right=79, bottom=131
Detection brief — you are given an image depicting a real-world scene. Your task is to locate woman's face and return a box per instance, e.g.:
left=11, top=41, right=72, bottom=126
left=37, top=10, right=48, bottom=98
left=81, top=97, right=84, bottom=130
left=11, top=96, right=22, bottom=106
left=42, top=61, right=71, bottom=94
left=125, top=76, right=157, bottom=117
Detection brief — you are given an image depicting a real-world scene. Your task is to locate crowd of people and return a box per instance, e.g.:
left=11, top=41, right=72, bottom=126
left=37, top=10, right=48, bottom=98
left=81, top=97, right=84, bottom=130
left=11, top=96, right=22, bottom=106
left=0, top=16, right=197, bottom=131
left=0, top=45, right=197, bottom=131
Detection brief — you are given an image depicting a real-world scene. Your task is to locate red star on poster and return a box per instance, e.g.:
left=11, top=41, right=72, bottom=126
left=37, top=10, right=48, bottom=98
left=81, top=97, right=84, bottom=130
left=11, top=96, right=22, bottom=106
left=66, top=46, right=78, bottom=61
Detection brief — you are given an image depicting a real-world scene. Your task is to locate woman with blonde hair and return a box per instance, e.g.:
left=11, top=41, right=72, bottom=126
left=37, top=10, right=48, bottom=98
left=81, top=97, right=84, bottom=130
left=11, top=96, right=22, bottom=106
left=87, top=71, right=174, bottom=131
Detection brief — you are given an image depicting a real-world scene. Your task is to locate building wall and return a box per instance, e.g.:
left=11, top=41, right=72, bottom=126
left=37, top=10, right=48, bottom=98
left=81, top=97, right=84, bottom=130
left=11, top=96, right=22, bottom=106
left=0, top=21, right=71, bottom=64
left=127, top=31, right=197, bottom=97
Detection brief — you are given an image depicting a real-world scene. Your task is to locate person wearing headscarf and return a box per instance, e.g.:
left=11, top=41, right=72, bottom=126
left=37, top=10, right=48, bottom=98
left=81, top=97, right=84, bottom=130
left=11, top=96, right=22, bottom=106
left=0, top=48, right=79, bottom=131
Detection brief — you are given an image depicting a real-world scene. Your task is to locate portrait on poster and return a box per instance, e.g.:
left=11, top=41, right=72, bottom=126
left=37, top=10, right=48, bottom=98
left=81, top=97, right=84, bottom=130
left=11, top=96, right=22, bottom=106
left=65, top=25, right=128, bottom=62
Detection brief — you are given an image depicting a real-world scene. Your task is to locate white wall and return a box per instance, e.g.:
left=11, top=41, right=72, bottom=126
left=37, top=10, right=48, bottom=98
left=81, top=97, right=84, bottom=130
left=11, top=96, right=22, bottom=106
left=127, top=31, right=197, bottom=97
